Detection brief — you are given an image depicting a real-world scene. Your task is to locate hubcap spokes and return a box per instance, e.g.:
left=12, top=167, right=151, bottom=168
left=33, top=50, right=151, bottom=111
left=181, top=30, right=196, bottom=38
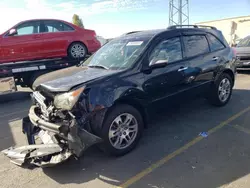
left=71, top=44, right=85, bottom=58
left=109, top=113, right=138, bottom=149
left=218, top=78, right=231, bottom=102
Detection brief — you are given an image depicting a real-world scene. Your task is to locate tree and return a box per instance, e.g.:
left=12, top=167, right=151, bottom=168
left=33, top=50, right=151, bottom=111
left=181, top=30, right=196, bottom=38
left=72, top=14, right=84, bottom=28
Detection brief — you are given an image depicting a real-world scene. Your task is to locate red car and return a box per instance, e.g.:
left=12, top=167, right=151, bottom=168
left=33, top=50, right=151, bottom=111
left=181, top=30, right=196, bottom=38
left=0, top=19, right=101, bottom=63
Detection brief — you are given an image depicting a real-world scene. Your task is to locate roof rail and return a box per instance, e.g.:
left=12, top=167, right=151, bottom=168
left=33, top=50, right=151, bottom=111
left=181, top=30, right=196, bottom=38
left=167, top=25, right=217, bottom=30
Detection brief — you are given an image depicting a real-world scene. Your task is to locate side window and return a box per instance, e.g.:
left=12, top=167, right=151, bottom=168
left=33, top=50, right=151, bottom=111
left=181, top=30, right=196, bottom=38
left=207, top=34, right=225, bottom=51
left=16, top=21, right=40, bottom=36
left=149, top=37, right=182, bottom=65
left=63, top=23, right=74, bottom=31
left=42, top=21, right=74, bottom=33
left=183, top=35, right=209, bottom=57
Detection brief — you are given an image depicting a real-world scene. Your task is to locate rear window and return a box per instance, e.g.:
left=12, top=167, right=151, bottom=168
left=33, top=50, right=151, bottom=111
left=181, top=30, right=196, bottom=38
left=42, top=20, right=74, bottom=33
left=207, top=34, right=225, bottom=52
left=183, top=35, right=210, bottom=57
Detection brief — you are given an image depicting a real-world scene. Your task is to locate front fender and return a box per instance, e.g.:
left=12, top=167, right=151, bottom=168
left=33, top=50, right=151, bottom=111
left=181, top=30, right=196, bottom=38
left=81, top=81, right=148, bottom=134
left=86, top=86, right=148, bottom=110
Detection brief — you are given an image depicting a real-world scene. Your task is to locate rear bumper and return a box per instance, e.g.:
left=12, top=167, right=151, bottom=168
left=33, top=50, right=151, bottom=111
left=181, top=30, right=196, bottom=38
left=2, top=105, right=102, bottom=167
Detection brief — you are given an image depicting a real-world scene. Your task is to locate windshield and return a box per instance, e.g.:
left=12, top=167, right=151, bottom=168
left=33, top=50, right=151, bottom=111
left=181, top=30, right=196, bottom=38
left=237, top=37, right=250, bottom=47
left=83, top=36, right=150, bottom=70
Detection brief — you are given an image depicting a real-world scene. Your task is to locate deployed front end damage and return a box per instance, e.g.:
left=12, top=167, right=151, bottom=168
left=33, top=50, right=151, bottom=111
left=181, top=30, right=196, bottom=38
left=2, top=90, right=104, bottom=167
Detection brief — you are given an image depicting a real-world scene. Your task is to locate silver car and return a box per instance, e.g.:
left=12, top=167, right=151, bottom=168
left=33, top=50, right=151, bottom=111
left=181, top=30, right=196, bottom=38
left=235, top=36, right=250, bottom=69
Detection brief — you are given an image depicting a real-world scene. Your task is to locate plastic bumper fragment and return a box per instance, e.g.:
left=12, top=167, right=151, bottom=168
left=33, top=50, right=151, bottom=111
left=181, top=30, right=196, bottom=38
left=2, top=106, right=102, bottom=167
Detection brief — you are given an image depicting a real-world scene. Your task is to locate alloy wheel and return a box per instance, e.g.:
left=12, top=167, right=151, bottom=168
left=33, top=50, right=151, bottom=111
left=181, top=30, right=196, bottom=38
left=70, top=44, right=86, bottom=58
left=108, top=113, right=138, bottom=150
left=218, top=78, right=231, bottom=102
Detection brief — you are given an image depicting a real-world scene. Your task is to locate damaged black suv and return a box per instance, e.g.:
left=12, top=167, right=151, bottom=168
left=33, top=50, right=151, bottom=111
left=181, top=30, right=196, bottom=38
left=3, top=25, right=237, bottom=167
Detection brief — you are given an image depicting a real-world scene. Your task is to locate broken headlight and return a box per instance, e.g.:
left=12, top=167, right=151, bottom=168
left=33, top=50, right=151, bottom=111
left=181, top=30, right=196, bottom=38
left=54, top=87, right=85, bottom=110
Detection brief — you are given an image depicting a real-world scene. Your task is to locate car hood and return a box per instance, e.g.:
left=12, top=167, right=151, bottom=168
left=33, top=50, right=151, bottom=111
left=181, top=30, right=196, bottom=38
left=35, top=66, right=120, bottom=92
left=234, top=47, right=250, bottom=56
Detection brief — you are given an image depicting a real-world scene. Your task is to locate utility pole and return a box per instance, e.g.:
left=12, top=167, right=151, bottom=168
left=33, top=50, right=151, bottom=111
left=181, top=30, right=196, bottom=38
left=169, top=0, right=189, bottom=26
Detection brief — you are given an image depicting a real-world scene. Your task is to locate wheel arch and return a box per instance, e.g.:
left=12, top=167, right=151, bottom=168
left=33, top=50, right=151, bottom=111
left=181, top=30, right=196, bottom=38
left=215, top=68, right=235, bottom=87
left=86, top=86, right=149, bottom=135
left=112, top=98, right=149, bottom=128
left=222, top=69, right=235, bottom=87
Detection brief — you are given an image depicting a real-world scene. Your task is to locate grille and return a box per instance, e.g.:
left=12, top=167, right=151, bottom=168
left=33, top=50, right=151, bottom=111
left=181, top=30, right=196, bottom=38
left=237, top=56, right=250, bottom=61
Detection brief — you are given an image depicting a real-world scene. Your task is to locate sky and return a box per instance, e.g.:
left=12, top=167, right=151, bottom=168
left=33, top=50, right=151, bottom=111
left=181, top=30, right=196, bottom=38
left=0, top=0, right=250, bottom=38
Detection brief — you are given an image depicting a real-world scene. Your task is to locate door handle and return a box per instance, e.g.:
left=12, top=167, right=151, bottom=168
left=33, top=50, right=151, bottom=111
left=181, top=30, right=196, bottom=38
left=212, top=57, right=219, bottom=61
left=178, top=67, right=188, bottom=72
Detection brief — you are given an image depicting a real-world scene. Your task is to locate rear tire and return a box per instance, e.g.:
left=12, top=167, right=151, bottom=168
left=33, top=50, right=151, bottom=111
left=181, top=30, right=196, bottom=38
left=100, top=104, right=143, bottom=156
left=68, top=42, right=87, bottom=60
left=207, top=73, right=233, bottom=106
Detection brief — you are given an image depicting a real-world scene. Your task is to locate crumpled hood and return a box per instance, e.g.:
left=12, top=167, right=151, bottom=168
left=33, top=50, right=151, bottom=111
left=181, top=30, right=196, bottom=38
left=35, top=66, right=119, bottom=92
left=234, top=47, right=250, bottom=56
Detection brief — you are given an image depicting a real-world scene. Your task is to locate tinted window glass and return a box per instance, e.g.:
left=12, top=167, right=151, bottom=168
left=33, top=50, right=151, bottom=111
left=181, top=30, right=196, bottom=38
left=16, top=21, right=40, bottom=35
left=63, top=23, right=74, bottom=31
left=149, top=37, right=182, bottom=64
left=183, top=35, right=209, bottom=57
left=42, top=21, right=74, bottom=33
left=208, top=34, right=225, bottom=51
left=237, top=37, right=250, bottom=47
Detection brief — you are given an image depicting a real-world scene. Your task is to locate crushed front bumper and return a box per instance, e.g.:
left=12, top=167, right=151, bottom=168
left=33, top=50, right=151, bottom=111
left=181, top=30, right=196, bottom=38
left=2, top=106, right=102, bottom=167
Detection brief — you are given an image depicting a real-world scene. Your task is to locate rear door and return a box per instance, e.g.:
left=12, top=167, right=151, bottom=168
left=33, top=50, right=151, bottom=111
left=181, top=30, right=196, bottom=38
left=206, top=33, right=228, bottom=70
left=181, top=33, right=215, bottom=95
left=1, top=21, right=43, bottom=62
left=39, top=20, right=75, bottom=58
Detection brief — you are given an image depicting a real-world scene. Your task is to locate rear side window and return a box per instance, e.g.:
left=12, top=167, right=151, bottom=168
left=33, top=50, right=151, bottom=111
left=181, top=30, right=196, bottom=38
left=207, top=34, right=225, bottom=51
left=63, top=23, right=74, bottom=31
left=183, top=35, right=209, bottom=57
left=42, top=20, right=74, bottom=33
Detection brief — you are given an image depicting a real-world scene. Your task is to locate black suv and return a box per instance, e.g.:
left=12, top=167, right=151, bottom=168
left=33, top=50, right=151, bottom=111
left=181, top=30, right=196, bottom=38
left=3, top=25, right=237, bottom=167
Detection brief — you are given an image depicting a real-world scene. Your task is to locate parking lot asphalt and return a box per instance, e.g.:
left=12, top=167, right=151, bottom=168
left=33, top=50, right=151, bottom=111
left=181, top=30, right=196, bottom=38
left=1, top=73, right=250, bottom=188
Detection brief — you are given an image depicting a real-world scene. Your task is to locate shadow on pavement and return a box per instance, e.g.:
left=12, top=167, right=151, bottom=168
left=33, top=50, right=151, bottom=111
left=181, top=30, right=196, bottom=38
left=42, top=89, right=250, bottom=188
left=0, top=91, right=31, bottom=103
left=0, top=95, right=31, bottom=151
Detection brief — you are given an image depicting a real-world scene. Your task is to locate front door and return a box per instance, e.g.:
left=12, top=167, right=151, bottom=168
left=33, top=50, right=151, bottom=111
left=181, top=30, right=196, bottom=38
left=181, top=33, right=226, bottom=96
left=142, top=36, right=189, bottom=105
left=0, top=21, right=43, bottom=62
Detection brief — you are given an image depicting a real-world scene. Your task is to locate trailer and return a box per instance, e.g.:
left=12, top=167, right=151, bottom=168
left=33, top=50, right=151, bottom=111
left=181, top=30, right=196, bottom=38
left=0, top=57, right=88, bottom=94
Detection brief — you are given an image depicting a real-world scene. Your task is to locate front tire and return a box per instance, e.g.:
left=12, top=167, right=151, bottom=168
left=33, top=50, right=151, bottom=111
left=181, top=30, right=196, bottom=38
left=207, top=73, right=233, bottom=106
left=100, top=104, right=143, bottom=156
left=68, top=42, right=87, bottom=60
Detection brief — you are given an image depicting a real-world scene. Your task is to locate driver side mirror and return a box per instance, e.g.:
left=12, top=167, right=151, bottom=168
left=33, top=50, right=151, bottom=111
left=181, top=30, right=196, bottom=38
left=8, top=28, right=17, bottom=36
left=149, top=59, right=168, bottom=69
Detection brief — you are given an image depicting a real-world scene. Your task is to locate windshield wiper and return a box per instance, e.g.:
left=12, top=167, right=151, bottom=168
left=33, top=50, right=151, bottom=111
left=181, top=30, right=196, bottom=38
left=88, top=65, right=109, bottom=70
